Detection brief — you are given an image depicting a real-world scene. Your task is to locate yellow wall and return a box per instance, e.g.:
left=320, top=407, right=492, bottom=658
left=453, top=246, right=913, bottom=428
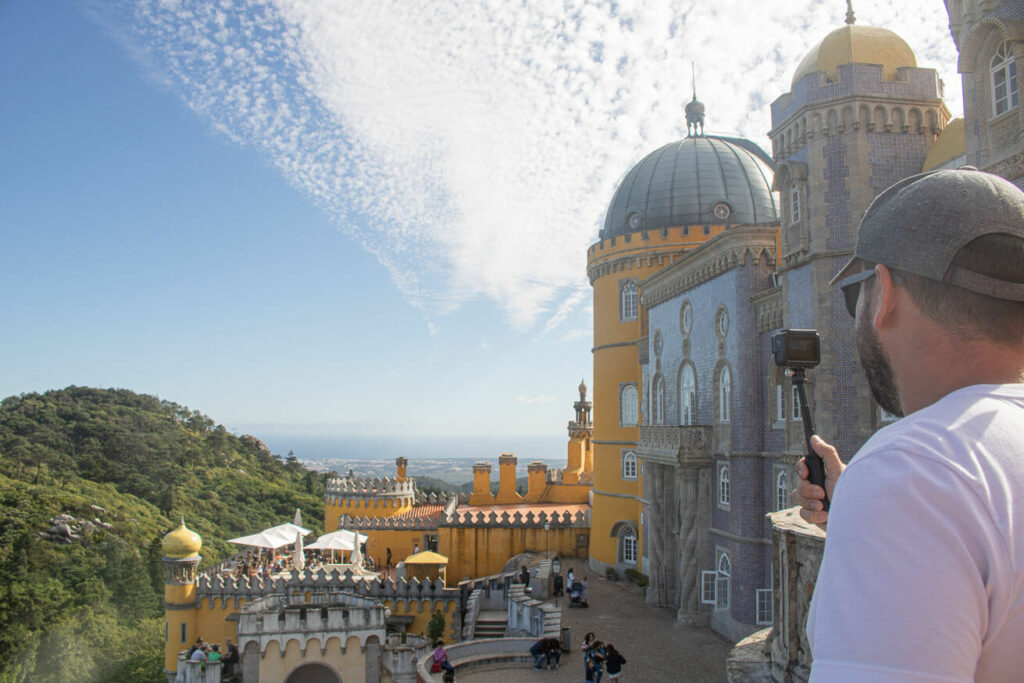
left=258, top=635, right=368, bottom=683
left=439, top=526, right=583, bottom=582
left=325, top=496, right=414, bottom=529
left=383, top=597, right=458, bottom=640
left=164, top=582, right=197, bottom=672
left=587, top=227, right=722, bottom=570
left=359, top=528, right=428, bottom=567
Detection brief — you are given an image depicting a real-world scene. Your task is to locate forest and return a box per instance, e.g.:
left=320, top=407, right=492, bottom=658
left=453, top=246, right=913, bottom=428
left=0, top=386, right=326, bottom=682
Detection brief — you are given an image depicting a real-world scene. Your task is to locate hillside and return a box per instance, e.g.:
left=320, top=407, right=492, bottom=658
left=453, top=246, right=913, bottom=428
left=0, top=386, right=326, bottom=683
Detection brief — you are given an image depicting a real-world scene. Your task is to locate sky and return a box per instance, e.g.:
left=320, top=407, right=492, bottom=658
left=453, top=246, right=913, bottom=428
left=0, top=1, right=961, bottom=446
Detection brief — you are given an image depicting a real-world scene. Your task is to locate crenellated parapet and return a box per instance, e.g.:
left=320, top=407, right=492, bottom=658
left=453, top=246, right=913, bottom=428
left=193, top=567, right=462, bottom=613
left=325, top=475, right=416, bottom=498
left=337, top=514, right=441, bottom=531
left=443, top=508, right=590, bottom=528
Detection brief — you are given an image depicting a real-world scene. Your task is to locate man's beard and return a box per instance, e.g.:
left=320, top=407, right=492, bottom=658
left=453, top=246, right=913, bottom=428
left=856, top=318, right=904, bottom=417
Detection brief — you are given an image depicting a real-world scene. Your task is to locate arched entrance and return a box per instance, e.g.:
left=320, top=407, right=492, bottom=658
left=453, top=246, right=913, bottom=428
left=284, top=663, right=341, bottom=683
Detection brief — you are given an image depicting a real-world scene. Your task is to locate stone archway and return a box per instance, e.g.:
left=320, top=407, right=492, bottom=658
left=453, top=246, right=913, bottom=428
left=284, top=663, right=341, bottom=683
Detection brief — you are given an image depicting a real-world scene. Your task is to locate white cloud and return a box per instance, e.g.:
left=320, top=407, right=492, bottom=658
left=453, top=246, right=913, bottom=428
left=97, top=0, right=960, bottom=331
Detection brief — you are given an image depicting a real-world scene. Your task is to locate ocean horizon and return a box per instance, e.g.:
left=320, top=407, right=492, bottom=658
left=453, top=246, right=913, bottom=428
left=253, top=433, right=567, bottom=463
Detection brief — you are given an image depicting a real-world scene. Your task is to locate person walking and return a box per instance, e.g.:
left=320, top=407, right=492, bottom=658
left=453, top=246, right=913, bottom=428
left=792, top=168, right=1024, bottom=681
left=584, top=640, right=606, bottom=683
left=604, top=643, right=626, bottom=680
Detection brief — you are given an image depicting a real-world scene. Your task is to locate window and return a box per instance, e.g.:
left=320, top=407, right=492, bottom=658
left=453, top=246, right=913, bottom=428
left=776, top=470, right=789, bottom=511
left=680, top=365, right=696, bottom=425
left=621, top=281, right=638, bottom=321
left=791, top=384, right=802, bottom=420
left=719, top=367, right=732, bottom=423
left=621, top=526, right=638, bottom=564
left=622, top=451, right=638, bottom=480
left=620, top=384, right=638, bottom=426
left=790, top=186, right=801, bottom=224
left=756, top=588, right=773, bottom=625
left=716, top=554, right=731, bottom=610
left=775, top=384, right=785, bottom=423
left=992, top=42, right=1019, bottom=117
left=718, top=464, right=730, bottom=506
left=653, top=375, right=665, bottom=425
left=701, top=570, right=717, bottom=604
left=180, top=622, right=187, bottom=644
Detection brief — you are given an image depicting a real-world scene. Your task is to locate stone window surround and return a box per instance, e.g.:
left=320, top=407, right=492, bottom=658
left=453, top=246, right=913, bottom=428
left=619, top=382, right=639, bottom=427
left=717, top=461, right=731, bottom=509
left=621, top=450, right=638, bottom=481
left=990, top=41, right=1020, bottom=118
left=619, top=278, right=639, bottom=322
left=678, top=361, right=697, bottom=426
left=774, top=466, right=789, bottom=513
left=715, top=548, right=731, bottom=611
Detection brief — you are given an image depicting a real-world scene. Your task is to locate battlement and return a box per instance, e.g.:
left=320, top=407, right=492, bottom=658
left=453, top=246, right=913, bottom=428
left=443, top=508, right=590, bottom=528
left=195, top=566, right=459, bottom=605
left=337, top=513, right=441, bottom=531
left=325, top=476, right=416, bottom=497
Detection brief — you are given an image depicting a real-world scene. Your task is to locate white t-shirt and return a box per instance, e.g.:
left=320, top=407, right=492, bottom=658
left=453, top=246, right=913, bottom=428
left=808, top=384, right=1024, bottom=682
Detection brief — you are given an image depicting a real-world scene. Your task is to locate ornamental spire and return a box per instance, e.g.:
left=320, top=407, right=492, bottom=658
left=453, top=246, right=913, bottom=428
left=685, top=62, right=706, bottom=137
left=845, top=0, right=856, bottom=25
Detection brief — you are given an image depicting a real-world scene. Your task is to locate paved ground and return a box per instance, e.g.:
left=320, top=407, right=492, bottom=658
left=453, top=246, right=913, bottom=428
left=458, top=573, right=733, bottom=683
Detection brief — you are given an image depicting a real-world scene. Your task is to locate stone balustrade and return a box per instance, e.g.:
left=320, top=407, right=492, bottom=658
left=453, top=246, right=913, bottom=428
left=444, top=508, right=590, bottom=528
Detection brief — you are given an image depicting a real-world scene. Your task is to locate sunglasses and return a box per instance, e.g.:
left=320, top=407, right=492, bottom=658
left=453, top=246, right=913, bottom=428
left=838, top=269, right=876, bottom=318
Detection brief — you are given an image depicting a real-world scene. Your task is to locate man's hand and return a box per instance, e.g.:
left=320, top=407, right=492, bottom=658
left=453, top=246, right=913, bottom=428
left=792, top=435, right=845, bottom=528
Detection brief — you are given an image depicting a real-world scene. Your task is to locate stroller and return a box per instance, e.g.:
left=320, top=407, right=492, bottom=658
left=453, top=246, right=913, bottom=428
left=568, top=579, right=584, bottom=607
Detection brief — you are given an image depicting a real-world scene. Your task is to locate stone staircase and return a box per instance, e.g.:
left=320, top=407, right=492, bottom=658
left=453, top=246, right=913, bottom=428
left=474, top=610, right=508, bottom=639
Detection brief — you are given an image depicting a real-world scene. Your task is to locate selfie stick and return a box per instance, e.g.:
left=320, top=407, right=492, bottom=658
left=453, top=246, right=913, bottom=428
left=791, top=368, right=829, bottom=511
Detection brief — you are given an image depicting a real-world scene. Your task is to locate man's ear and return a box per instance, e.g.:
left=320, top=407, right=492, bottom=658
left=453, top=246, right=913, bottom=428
left=871, top=264, right=900, bottom=329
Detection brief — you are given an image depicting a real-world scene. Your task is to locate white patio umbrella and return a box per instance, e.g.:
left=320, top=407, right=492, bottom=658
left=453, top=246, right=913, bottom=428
left=306, top=529, right=368, bottom=563
left=227, top=529, right=292, bottom=549
left=293, top=508, right=302, bottom=527
left=293, top=530, right=305, bottom=571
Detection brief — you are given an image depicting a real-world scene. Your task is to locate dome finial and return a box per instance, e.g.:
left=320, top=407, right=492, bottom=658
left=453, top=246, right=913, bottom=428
left=685, top=62, right=706, bottom=137
left=845, top=0, right=856, bottom=25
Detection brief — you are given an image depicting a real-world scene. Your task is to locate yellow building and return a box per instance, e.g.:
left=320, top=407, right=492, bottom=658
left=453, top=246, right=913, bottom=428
left=586, top=119, right=780, bottom=576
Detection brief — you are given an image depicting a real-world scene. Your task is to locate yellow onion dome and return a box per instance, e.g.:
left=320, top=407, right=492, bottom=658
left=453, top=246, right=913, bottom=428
left=792, top=25, right=916, bottom=88
left=162, top=519, right=202, bottom=559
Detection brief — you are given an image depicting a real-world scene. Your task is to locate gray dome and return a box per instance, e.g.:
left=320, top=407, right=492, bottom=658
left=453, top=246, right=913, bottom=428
left=602, top=135, right=778, bottom=239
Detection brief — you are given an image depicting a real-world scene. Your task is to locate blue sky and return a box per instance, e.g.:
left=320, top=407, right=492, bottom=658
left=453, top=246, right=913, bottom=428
left=0, top=1, right=959, bottom=443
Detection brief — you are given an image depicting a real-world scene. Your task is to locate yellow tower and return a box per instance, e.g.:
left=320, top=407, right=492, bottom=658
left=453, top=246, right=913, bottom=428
left=563, top=380, right=593, bottom=484
left=587, top=112, right=779, bottom=575
left=162, top=519, right=202, bottom=676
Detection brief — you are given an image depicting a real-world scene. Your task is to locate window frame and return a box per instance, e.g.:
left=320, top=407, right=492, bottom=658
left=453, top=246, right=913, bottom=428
left=701, top=570, right=717, bottom=605
left=791, top=384, right=802, bottom=420
left=621, top=526, right=638, bottom=564
left=992, top=41, right=1019, bottom=118
left=718, top=366, right=732, bottom=423
left=620, top=280, right=639, bottom=322
left=622, top=451, right=638, bottom=481
left=718, top=463, right=731, bottom=507
left=776, top=470, right=789, bottom=512
left=619, top=383, right=639, bottom=426
left=789, top=185, right=801, bottom=225
left=679, top=364, right=696, bottom=426
left=652, top=374, right=665, bottom=425
left=756, top=588, right=773, bottom=625
left=774, top=384, right=785, bottom=424
left=716, top=553, right=731, bottom=610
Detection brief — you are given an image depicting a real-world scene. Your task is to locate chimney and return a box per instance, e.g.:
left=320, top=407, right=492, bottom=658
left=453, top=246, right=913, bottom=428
left=469, top=462, right=495, bottom=506
left=395, top=456, right=408, bottom=480
left=526, top=461, right=548, bottom=502
left=497, top=453, right=523, bottom=504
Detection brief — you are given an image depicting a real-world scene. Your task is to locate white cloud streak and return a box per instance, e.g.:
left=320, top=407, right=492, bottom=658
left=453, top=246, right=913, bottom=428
left=93, top=0, right=960, bottom=331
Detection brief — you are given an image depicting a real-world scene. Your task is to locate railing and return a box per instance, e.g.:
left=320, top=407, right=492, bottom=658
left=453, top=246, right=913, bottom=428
left=416, top=638, right=537, bottom=680
left=637, top=425, right=713, bottom=466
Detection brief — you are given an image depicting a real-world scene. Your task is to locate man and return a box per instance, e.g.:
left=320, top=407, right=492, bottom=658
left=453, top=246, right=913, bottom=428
left=223, top=637, right=240, bottom=678
left=793, top=168, right=1024, bottom=681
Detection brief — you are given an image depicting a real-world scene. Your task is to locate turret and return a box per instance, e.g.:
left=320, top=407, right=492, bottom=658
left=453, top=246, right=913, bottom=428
left=564, top=381, right=593, bottom=484
left=162, top=520, right=202, bottom=678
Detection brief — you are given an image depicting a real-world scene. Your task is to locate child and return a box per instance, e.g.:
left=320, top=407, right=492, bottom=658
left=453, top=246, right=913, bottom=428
left=605, top=643, right=626, bottom=679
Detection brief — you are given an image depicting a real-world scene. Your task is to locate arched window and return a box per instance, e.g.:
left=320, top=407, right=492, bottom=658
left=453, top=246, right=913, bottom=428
left=716, top=553, right=731, bottom=609
left=789, top=185, right=801, bottom=225
left=718, top=367, right=732, bottom=423
left=620, top=384, right=638, bottom=426
left=621, top=526, right=638, bottom=564
left=679, top=365, right=696, bottom=425
left=622, top=451, right=638, bottom=480
left=992, top=42, right=1019, bottom=116
left=776, top=471, right=789, bottom=511
left=621, top=281, right=638, bottom=321
left=718, top=464, right=730, bottom=506
left=652, top=375, right=665, bottom=424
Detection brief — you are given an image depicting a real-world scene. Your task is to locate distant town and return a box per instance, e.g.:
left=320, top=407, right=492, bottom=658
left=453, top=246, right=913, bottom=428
left=300, top=456, right=566, bottom=486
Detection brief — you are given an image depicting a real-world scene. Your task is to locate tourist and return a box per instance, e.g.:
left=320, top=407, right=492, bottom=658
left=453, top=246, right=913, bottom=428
left=432, top=640, right=454, bottom=675
left=530, top=638, right=547, bottom=670
left=604, top=644, right=626, bottom=679
left=414, top=543, right=420, bottom=554
left=518, top=565, right=530, bottom=585
left=186, top=637, right=204, bottom=658
left=189, top=643, right=207, bottom=662
left=580, top=631, right=595, bottom=654
left=584, top=640, right=606, bottom=683
left=224, top=637, right=240, bottom=677
left=207, top=643, right=223, bottom=665
left=791, top=168, right=1024, bottom=680
left=566, top=567, right=575, bottom=585
left=580, top=575, right=589, bottom=607
left=544, top=637, right=561, bottom=670
left=386, top=546, right=392, bottom=568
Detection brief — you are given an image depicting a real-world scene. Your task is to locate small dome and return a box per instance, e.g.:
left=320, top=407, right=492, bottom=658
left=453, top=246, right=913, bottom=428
left=922, top=118, right=966, bottom=171
left=163, top=519, right=202, bottom=559
left=603, top=135, right=778, bottom=239
left=792, top=25, right=916, bottom=88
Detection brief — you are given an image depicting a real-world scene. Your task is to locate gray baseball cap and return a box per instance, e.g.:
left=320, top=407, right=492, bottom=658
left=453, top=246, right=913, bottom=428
left=831, top=167, right=1024, bottom=301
